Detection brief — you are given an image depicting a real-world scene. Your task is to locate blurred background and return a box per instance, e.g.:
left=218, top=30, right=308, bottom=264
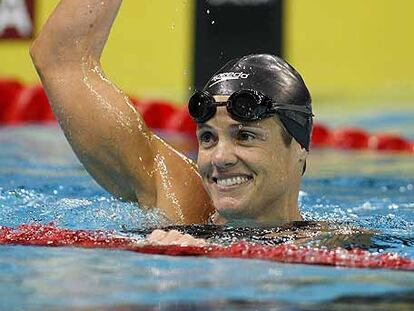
left=0, top=0, right=413, bottom=138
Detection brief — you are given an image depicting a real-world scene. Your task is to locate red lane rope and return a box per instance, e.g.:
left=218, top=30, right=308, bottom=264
left=3, top=84, right=55, bottom=124
left=1, top=224, right=414, bottom=271
left=0, top=81, right=412, bottom=154
left=0, top=78, right=24, bottom=123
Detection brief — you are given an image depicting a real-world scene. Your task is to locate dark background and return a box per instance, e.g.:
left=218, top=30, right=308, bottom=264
left=193, top=0, right=283, bottom=89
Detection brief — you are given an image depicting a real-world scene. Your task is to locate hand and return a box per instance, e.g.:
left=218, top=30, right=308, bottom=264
left=147, top=229, right=207, bottom=247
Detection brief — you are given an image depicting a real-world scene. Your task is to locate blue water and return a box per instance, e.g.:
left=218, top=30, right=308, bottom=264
left=0, top=111, right=414, bottom=310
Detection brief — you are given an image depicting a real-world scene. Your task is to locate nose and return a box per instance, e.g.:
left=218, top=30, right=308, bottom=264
left=211, top=140, right=237, bottom=169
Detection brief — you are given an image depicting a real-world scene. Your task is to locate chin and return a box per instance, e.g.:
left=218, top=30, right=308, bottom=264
left=214, top=198, right=252, bottom=220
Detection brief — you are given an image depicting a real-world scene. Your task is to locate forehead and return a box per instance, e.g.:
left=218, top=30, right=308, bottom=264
left=197, top=106, right=281, bottom=132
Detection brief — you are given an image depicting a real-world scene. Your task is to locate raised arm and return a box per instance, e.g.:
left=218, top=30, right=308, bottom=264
left=30, top=0, right=214, bottom=223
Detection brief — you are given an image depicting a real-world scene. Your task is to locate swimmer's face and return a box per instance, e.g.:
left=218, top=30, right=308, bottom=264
left=196, top=95, right=306, bottom=222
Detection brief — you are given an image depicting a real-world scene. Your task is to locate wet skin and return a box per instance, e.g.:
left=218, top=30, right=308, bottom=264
left=30, top=0, right=305, bottom=227
left=30, top=0, right=215, bottom=224
left=29, top=0, right=375, bottom=250
left=196, top=96, right=306, bottom=223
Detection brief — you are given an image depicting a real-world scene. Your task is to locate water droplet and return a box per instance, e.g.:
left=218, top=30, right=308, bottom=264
left=211, top=20, right=215, bottom=25
left=171, top=23, right=176, bottom=30
left=206, top=9, right=210, bottom=14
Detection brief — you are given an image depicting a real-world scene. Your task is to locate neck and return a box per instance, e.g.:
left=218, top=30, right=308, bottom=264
left=254, top=171, right=304, bottom=224
left=213, top=186, right=303, bottom=226
left=255, top=188, right=303, bottom=224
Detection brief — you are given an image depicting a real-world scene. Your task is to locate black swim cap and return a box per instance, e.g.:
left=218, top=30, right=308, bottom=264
left=203, top=54, right=313, bottom=151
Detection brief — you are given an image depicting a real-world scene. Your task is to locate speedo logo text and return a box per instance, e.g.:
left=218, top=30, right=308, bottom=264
left=208, top=72, right=250, bottom=88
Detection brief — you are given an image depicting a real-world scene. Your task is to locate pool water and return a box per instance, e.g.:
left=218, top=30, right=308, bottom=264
left=0, top=110, right=413, bottom=310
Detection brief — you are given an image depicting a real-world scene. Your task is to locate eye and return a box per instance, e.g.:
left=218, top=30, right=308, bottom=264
left=237, top=130, right=256, bottom=142
left=198, top=131, right=216, bottom=148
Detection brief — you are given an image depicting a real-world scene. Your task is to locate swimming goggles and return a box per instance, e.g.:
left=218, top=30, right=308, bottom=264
left=188, top=89, right=313, bottom=124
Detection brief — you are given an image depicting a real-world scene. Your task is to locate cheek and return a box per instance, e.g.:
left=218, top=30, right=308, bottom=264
left=250, top=147, right=291, bottom=179
left=239, top=148, right=272, bottom=175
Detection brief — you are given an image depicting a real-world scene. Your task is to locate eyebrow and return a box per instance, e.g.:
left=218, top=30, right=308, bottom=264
left=197, top=123, right=213, bottom=131
left=197, top=122, right=266, bottom=131
left=232, top=123, right=264, bottom=129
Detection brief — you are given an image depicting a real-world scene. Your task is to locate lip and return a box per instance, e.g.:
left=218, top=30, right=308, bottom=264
left=209, top=173, right=254, bottom=192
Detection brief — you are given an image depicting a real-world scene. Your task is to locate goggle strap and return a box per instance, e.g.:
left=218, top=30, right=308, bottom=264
left=272, top=105, right=311, bottom=126
left=272, top=103, right=313, bottom=115
left=281, top=112, right=308, bottom=127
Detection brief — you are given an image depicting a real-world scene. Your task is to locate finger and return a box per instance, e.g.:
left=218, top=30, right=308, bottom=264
left=161, top=230, right=184, bottom=245
left=177, top=234, right=207, bottom=247
left=176, top=233, right=196, bottom=245
left=193, top=238, right=207, bottom=246
left=147, top=229, right=168, bottom=243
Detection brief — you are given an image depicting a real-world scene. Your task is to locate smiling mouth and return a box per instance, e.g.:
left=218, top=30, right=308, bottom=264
left=212, top=175, right=253, bottom=187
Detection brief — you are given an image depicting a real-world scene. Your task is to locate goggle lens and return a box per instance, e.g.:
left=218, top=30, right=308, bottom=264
left=229, top=91, right=268, bottom=122
left=188, top=90, right=273, bottom=123
left=188, top=92, right=216, bottom=123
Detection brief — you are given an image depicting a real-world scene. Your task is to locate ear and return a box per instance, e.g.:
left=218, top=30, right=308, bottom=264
left=298, top=146, right=308, bottom=162
left=292, top=141, right=308, bottom=175
left=298, top=146, right=308, bottom=175
left=293, top=141, right=308, bottom=163
left=295, top=145, right=308, bottom=176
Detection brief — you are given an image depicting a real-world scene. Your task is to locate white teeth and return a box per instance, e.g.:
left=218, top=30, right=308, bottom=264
left=216, top=176, right=250, bottom=187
